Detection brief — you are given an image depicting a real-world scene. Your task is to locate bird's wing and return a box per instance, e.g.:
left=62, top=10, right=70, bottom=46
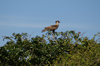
left=45, top=25, right=58, bottom=30
left=51, top=25, right=58, bottom=27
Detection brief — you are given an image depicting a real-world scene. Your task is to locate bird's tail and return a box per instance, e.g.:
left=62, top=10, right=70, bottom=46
left=42, top=29, right=46, bottom=32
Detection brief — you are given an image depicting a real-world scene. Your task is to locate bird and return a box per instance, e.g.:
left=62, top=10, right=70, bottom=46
left=42, top=20, right=60, bottom=33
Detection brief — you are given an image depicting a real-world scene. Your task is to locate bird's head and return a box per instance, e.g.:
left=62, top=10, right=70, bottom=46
left=55, top=20, right=60, bottom=23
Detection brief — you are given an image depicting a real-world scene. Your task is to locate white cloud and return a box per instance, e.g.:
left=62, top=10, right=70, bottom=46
left=60, top=22, right=97, bottom=31
left=0, top=22, right=46, bottom=28
left=0, top=21, right=97, bottom=31
left=0, top=15, right=48, bottom=28
left=0, top=15, right=98, bottom=31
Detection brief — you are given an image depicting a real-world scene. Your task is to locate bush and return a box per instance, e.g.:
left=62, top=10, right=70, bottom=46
left=0, top=31, right=100, bottom=66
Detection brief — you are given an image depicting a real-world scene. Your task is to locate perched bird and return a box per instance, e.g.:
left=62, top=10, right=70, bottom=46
left=42, top=20, right=60, bottom=33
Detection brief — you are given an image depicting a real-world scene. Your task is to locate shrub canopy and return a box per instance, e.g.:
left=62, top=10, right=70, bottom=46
left=0, top=31, right=100, bottom=66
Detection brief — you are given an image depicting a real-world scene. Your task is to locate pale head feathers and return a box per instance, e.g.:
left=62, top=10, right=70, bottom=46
left=55, top=20, right=60, bottom=25
left=55, top=20, right=60, bottom=23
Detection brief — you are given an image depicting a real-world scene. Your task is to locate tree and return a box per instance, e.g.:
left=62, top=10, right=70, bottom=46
left=0, top=31, right=100, bottom=66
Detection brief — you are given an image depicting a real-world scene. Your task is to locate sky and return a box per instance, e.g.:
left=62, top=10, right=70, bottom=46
left=0, top=0, right=100, bottom=46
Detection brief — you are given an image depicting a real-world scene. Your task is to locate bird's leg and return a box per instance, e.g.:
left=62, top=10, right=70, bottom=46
left=53, top=30, right=55, bottom=34
left=52, top=30, right=55, bottom=40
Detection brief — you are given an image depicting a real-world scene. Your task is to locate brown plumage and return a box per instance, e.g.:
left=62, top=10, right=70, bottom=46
left=42, top=20, right=60, bottom=33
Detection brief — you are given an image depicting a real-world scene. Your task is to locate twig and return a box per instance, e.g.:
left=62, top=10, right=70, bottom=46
left=29, top=32, right=34, bottom=40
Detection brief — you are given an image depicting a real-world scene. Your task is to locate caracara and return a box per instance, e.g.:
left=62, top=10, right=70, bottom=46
left=42, top=20, right=60, bottom=33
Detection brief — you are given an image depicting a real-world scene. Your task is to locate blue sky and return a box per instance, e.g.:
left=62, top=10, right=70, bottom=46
left=0, top=0, right=100, bottom=46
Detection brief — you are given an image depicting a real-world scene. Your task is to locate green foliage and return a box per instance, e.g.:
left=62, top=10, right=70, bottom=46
left=0, top=31, right=100, bottom=66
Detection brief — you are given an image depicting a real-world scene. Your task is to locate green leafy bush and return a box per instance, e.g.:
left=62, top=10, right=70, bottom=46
left=0, top=31, right=100, bottom=66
